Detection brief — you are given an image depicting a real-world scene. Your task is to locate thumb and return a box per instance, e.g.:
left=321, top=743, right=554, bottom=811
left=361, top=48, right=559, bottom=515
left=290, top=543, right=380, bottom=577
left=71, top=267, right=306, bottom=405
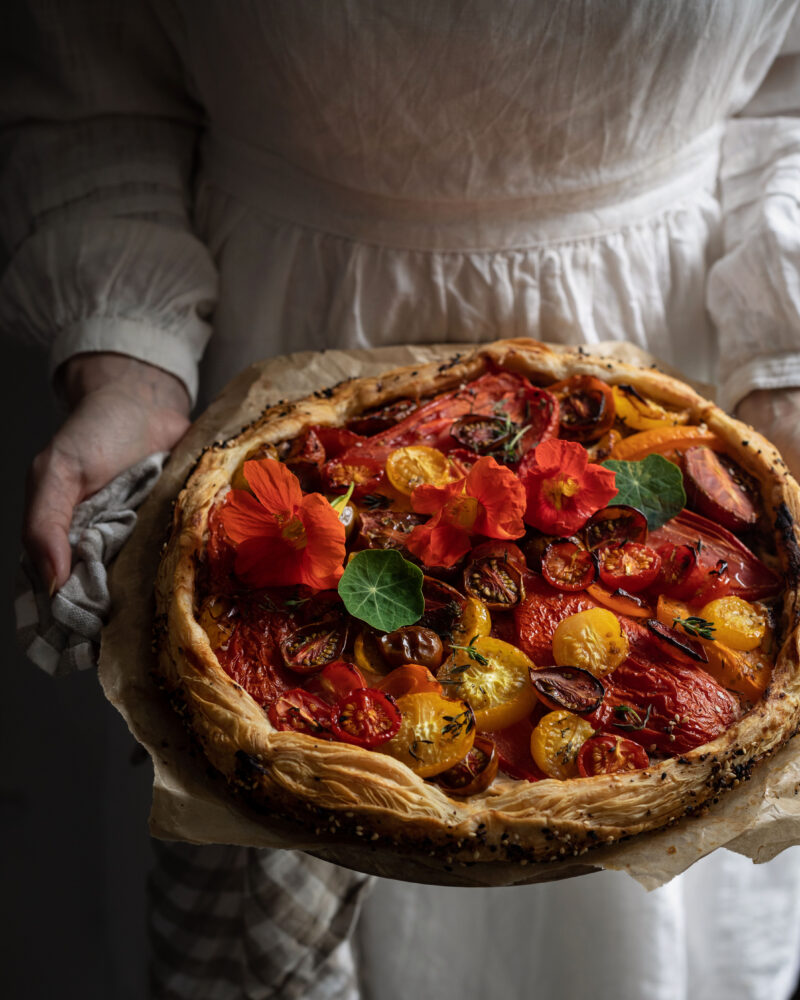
left=24, top=444, right=84, bottom=594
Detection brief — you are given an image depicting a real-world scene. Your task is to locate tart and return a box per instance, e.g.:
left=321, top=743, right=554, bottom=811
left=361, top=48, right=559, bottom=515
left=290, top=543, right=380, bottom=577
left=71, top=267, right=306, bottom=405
left=154, top=339, right=800, bottom=864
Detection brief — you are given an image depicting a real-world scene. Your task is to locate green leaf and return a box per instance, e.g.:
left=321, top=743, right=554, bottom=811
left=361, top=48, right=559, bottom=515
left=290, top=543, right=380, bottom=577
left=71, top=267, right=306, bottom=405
left=337, top=549, right=424, bottom=632
left=602, top=454, right=686, bottom=530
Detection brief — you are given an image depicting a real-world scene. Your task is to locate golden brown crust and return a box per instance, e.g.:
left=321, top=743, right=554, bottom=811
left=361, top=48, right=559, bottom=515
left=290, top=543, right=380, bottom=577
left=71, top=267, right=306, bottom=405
left=154, top=338, right=800, bottom=864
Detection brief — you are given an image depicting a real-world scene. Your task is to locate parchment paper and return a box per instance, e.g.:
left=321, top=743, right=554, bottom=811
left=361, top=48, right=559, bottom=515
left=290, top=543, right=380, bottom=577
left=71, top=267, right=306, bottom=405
left=100, top=341, right=800, bottom=890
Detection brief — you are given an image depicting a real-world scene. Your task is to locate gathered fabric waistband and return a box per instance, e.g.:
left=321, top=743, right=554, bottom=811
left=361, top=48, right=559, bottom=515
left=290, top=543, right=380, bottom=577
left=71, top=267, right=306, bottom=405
left=201, top=126, right=722, bottom=252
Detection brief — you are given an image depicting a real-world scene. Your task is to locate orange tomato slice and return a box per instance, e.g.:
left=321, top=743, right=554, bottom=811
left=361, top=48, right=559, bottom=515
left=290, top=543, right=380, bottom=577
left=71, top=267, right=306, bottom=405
left=439, top=637, right=537, bottom=731
left=385, top=445, right=453, bottom=495
left=609, top=426, right=725, bottom=462
left=378, top=664, right=442, bottom=699
left=611, top=385, right=690, bottom=431
left=586, top=582, right=652, bottom=619
left=380, top=692, right=475, bottom=777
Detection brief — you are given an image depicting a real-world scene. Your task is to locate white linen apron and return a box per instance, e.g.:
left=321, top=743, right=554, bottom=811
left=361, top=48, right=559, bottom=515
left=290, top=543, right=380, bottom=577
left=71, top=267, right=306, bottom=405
left=6, top=2, right=800, bottom=998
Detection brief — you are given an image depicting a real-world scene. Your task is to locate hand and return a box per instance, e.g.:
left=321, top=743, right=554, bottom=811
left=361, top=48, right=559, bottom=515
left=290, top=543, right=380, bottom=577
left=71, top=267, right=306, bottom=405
left=24, top=353, right=191, bottom=594
left=735, top=387, right=800, bottom=482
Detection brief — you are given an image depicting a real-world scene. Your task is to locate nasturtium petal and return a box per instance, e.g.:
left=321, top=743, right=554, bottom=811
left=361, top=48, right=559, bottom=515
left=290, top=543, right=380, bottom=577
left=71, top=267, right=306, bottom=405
left=602, top=454, right=686, bottom=530
left=338, top=549, right=425, bottom=632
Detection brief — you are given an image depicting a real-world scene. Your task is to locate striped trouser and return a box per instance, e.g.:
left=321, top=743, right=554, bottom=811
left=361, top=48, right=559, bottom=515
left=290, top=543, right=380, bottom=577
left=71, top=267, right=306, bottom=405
left=148, top=841, right=373, bottom=1000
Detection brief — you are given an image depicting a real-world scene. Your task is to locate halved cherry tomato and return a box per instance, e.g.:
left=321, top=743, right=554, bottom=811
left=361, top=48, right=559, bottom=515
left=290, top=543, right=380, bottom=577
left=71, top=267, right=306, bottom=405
left=304, top=661, right=367, bottom=705
left=418, top=577, right=467, bottom=637
left=549, top=375, right=615, bottom=442
left=434, top=737, right=499, bottom=796
left=699, top=596, right=767, bottom=651
left=541, top=540, right=597, bottom=591
left=379, top=626, right=444, bottom=671
left=469, top=540, right=528, bottom=572
left=577, top=735, right=649, bottom=776
left=609, top=426, right=724, bottom=462
left=653, top=542, right=705, bottom=601
left=322, top=455, right=385, bottom=496
left=440, top=637, right=537, bottom=731
left=530, top=709, right=595, bottom=779
left=584, top=505, right=648, bottom=551
left=330, top=688, right=402, bottom=748
left=529, top=665, right=605, bottom=714
left=386, top=445, right=453, bottom=495
left=268, top=689, right=333, bottom=737
left=378, top=664, right=442, bottom=699
left=463, top=550, right=525, bottom=610
left=380, top=692, right=476, bottom=777
left=597, top=542, right=661, bottom=593
left=356, top=509, right=426, bottom=551
left=552, top=607, right=629, bottom=678
left=449, top=414, right=512, bottom=454
left=683, top=446, right=757, bottom=531
left=354, top=628, right=390, bottom=675
left=611, top=385, right=689, bottom=431
left=586, top=582, right=653, bottom=618
left=280, top=618, right=349, bottom=673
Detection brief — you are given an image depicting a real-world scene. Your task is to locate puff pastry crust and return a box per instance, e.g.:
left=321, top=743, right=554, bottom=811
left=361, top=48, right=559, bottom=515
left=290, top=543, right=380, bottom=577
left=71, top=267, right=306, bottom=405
left=154, top=339, right=800, bottom=865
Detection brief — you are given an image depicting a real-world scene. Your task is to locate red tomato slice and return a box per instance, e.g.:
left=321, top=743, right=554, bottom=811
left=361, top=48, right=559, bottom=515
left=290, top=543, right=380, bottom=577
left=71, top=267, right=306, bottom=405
left=378, top=664, right=442, bottom=699
left=650, top=509, right=782, bottom=602
left=309, top=425, right=366, bottom=460
left=268, top=689, right=334, bottom=737
left=584, top=504, right=648, bottom=551
left=304, top=661, right=367, bottom=704
left=330, top=688, right=402, bottom=748
left=513, top=573, right=596, bottom=664
left=597, top=542, right=661, bottom=593
left=577, top=735, right=649, bottom=776
left=215, top=605, right=298, bottom=706
left=548, top=375, right=615, bottom=442
left=653, top=542, right=706, bottom=601
left=682, top=446, right=757, bottom=532
left=541, top=540, right=597, bottom=591
left=321, top=455, right=385, bottom=496
left=486, top=717, right=546, bottom=782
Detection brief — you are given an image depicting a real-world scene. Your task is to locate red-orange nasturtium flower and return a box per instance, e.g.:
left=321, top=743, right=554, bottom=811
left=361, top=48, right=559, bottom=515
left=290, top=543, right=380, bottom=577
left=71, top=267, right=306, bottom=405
left=220, top=459, right=346, bottom=590
left=405, top=456, right=526, bottom=568
left=519, top=438, right=617, bottom=535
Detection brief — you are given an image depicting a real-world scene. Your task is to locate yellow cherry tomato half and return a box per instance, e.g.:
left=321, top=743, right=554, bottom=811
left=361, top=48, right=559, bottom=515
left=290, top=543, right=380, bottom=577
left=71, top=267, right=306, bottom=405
left=385, top=445, right=453, bottom=495
left=611, top=385, right=690, bottom=431
left=380, top=692, right=475, bottom=777
left=440, top=637, right=537, bottom=731
left=699, top=596, right=767, bottom=652
left=531, top=710, right=595, bottom=780
left=552, top=607, right=629, bottom=678
left=450, top=597, right=493, bottom=646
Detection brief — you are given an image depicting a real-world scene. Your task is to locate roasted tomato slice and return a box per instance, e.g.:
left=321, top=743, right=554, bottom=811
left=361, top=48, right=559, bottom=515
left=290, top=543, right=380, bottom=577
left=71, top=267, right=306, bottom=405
left=378, top=663, right=442, bottom=699
left=322, top=454, right=386, bottom=496
left=645, top=618, right=708, bottom=662
left=584, top=505, right=648, bottom=550
left=682, top=446, right=758, bottom=531
left=330, top=688, right=402, bottom=748
left=309, top=425, right=366, bottom=460
left=434, top=737, right=499, bottom=796
left=549, top=375, right=615, bottom=442
left=577, top=735, right=649, bottom=776
left=463, top=550, right=525, bottom=609
left=529, top=665, right=605, bottom=714
left=489, top=717, right=546, bottom=781
left=385, top=445, right=453, bottom=495
left=439, top=637, right=537, bottom=731
left=281, top=427, right=326, bottom=491
left=541, top=540, right=597, bottom=591
left=268, top=689, right=334, bottom=737
left=280, top=618, right=348, bottom=673
left=449, top=414, right=512, bottom=454
left=379, top=626, right=444, bottom=672
left=653, top=542, right=705, bottom=601
left=346, top=398, right=420, bottom=436
left=597, top=542, right=661, bottom=593
left=356, top=509, right=427, bottom=551
left=304, top=661, right=367, bottom=705
left=418, top=577, right=467, bottom=637
left=586, top=582, right=653, bottom=618
left=611, top=385, right=689, bottom=431
left=380, top=692, right=476, bottom=777
left=530, top=709, right=595, bottom=779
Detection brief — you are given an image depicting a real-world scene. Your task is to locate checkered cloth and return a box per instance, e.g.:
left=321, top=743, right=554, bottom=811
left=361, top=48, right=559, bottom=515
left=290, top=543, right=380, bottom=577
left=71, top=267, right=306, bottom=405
left=14, top=454, right=371, bottom=999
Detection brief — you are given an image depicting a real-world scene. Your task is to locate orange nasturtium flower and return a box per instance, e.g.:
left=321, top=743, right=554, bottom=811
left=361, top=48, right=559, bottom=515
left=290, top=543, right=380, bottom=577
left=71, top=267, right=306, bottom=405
left=519, top=438, right=617, bottom=536
left=405, top=456, right=526, bottom=568
left=220, top=459, right=346, bottom=590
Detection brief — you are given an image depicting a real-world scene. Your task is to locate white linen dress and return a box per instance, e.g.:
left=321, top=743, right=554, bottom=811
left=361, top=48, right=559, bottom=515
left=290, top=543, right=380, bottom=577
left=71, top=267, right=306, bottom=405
left=5, top=2, right=800, bottom=998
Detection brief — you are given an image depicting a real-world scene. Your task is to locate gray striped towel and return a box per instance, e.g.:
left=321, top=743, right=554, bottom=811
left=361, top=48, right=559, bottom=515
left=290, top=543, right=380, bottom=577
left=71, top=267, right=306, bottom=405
left=14, top=453, right=371, bottom=999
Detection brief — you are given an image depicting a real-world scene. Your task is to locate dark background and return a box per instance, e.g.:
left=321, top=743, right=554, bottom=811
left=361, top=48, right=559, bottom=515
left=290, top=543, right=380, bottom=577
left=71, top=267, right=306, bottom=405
left=1, top=339, right=151, bottom=999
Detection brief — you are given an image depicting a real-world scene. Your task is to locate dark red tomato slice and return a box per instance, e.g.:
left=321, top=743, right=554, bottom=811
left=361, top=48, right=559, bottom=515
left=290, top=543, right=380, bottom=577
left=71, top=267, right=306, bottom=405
left=597, top=542, right=661, bottom=593
left=268, top=689, right=334, bottom=737
left=541, top=540, right=597, bottom=591
left=346, top=398, right=420, bottom=436
left=216, top=605, right=298, bottom=706
left=449, top=414, right=512, bottom=454
left=419, top=577, right=467, bottom=637
left=653, top=542, right=705, bottom=601
left=683, top=446, right=757, bottom=532
left=469, top=540, right=528, bottom=572
left=486, top=717, right=546, bottom=782
left=577, top=735, right=649, bottom=776
left=309, top=425, right=366, bottom=460
left=645, top=618, right=708, bottom=662
left=513, top=572, right=597, bottom=664
left=203, top=500, right=238, bottom=593
left=584, top=505, right=648, bottom=551
left=549, top=375, right=615, bottom=442
left=321, top=455, right=385, bottom=497
left=463, top=551, right=525, bottom=609
left=330, top=688, right=402, bottom=748
left=529, top=666, right=605, bottom=713
left=281, top=428, right=325, bottom=491
left=356, top=509, right=427, bottom=551
left=280, top=618, right=349, bottom=673
left=304, top=661, right=367, bottom=705
left=434, top=737, right=499, bottom=795
left=650, top=509, right=782, bottom=602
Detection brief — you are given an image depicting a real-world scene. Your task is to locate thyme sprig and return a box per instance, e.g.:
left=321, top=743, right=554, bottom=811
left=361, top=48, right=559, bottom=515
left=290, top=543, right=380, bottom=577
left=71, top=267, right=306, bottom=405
left=441, top=709, right=476, bottom=739
left=673, top=615, right=715, bottom=640
left=362, top=493, right=392, bottom=511
left=612, top=704, right=653, bottom=731
left=448, top=634, right=490, bottom=667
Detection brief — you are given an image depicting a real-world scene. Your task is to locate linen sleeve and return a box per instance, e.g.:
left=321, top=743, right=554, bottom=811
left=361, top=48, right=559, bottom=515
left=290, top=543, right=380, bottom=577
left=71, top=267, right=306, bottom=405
left=0, top=1, right=218, bottom=405
left=706, top=13, right=800, bottom=414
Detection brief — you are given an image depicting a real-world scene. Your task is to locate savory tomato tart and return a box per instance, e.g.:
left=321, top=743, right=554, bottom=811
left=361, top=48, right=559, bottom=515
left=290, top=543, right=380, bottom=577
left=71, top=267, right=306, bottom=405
left=154, top=339, right=800, bottom=865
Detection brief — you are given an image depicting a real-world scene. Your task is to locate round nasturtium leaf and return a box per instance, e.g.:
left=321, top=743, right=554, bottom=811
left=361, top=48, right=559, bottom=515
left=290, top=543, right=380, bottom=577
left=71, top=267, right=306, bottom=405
left=602, top=454, right=686, bottom=530
left=337, top=549, right=424, bottom=632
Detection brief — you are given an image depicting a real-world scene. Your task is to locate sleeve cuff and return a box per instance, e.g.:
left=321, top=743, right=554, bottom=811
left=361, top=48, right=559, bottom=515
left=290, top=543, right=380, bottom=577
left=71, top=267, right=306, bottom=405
left=48, top=316, right=204, bottom=405
left=718, top=350, right=800, bottom=413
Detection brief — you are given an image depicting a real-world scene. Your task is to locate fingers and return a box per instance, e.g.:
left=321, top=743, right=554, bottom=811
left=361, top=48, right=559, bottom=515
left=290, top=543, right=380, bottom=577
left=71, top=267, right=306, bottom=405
left=24, top=442, right=84, bottom=593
